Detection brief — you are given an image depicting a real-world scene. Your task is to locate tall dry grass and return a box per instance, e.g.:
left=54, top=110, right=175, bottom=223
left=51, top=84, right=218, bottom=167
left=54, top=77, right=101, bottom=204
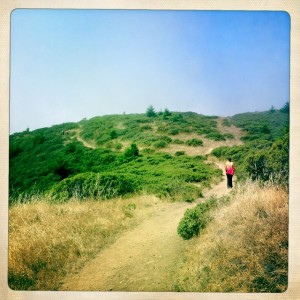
left=175, top=181, right=288, bottom=292
left=8, top=194, right=160, bottom=290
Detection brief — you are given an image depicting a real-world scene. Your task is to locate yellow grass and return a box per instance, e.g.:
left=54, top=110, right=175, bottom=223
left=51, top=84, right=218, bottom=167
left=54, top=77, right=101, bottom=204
left=8, top=194, right=161, bottom=290
left=175, top=181, right=288, bottom=292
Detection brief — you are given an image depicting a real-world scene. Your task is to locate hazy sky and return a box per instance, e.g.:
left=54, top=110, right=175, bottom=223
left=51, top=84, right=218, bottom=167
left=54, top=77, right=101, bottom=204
left=10, top=9, right=290, bottom=133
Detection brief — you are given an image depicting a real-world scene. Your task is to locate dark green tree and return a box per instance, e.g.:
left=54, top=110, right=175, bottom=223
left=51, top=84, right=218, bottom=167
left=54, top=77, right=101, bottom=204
left=280, top=102, right=289, bottom=114
left=163, top=108, right=172, bottom=119
left=146, top=105, right=157, bottom=117
left=123, top=143, right=139, bottom=158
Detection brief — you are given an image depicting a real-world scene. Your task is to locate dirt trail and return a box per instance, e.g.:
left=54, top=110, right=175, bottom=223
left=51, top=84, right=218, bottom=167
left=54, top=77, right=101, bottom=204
left=60, top=118, right=239, bottom=291
left=67, top=128, right=96, bottom=149
left=60, top=166, right=232, bottom=292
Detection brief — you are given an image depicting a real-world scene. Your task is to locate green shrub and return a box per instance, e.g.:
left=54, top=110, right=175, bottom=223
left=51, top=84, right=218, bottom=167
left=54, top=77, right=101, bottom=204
left=140, top=148, right=155, bottom=154
left=114, top=143, right=123, bottom=150
left=49, top=172, right=140, bottom=202
left=223, top=133, right=234, bottom=140
left=205, top=132, right=226, bottom=141
left=177, top=208, right=202, bottom=240
left=168, top=128, right=179, bottom=135
left=152, top=136, right=172, bottom=149
left=186, top=138, right=203, bottom=147
left=121, top=143, right=139, bottom=161
left=177, top=197, right=218, bottom=240
left=172, top=139, right=185, bottom=145
left=153, top=141, right=167, bottom=149
left=141, top=125, right=152, bottom=131
left=171, top=113, right=184, bottom=123
left=175, top=151, right=185, bottom=156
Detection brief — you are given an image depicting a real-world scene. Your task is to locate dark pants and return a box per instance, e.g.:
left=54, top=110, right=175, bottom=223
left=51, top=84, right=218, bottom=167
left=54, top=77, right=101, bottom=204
left=226, top=174, right=233, bottom=188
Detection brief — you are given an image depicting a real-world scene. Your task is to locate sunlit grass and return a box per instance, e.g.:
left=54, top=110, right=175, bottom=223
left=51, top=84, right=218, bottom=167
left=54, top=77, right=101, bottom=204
left=8, top=194, right=161, bottom=290
left=175, top=181, right=288, bottom=292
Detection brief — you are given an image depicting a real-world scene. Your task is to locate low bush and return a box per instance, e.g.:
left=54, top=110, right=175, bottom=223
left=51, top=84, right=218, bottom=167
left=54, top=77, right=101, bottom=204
left=141, top=125, right=152, bottom=131
left=168, top=128, right=180, bottom=135
left=205, top=132, right=226, bottom=141
left=177, top=197, right=217, bottom=240
left=223, top=133, right=234, bottom=140
left=49, top=172, right=140, bottom=202
left=186, top=138, right=203, bottom=147
left=175, top=151, right=185, bottom=156
left=172, top=139, right=185, bottom=145
left=153, top=141, right=167, bottom=148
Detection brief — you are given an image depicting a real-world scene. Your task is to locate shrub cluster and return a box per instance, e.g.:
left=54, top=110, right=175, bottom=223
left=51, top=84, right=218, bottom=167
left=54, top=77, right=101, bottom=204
left=186, top=138, right=203, bottom=147
left=49, top=172, right=140, bottom=202
left=177, top=197, right=218, bottom=240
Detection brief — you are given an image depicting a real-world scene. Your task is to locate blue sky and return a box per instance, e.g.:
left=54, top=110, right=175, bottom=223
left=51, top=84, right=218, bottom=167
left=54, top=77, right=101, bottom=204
left=10, top=10, right=290, bottom=133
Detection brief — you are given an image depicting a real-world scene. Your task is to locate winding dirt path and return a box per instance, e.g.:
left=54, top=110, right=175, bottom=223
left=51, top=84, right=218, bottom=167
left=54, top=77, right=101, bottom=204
left=67, top=128, right=96, bottom=149
left=60, top=118, right=239, bottom=291
left=60, top=165, right=232, bottom=292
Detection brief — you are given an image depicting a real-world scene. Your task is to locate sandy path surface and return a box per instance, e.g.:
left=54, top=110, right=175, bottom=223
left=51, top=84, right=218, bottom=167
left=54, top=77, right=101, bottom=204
left=61, top=201, right=193, bottom=291
left=60, top=165, right=232, bottom=292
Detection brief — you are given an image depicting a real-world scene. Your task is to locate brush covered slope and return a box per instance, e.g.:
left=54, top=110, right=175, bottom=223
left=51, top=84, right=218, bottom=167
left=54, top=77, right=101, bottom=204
left=8, top=105, right=289, bottom=291
left=10, top=110, right=234, bottom=204
left=175, top=104, right=289, bottom=292
left=211, top=105, right=289, bottom=186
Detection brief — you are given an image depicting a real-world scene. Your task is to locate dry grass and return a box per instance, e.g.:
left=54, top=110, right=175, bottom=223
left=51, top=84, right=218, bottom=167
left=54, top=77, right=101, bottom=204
left=175, top=181, right=288, bottom=292
left=8, top=194, right=161, bottom=290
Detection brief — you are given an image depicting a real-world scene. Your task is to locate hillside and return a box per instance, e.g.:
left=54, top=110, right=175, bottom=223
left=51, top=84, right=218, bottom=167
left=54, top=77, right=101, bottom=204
left=9, top=110, right=244, bottom=204
left=9, top=107, right=289, bottom=205
left=8, top=106, right=289, bottom=291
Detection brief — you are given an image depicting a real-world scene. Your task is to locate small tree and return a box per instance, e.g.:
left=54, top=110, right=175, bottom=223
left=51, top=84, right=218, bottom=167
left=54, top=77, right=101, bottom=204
left=124, top=143, right=139, bottom=158
left=163, top=108, right=172, bottom=119
left=280, top=102, right=289, bottom=113
left=269, top=105, right=276, bottom=113
left=146, top=105, right=157, bottom=118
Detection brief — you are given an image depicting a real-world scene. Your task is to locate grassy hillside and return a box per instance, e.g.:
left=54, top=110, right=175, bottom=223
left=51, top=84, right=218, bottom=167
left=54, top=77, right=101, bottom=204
left=10, top=106, right=289, bottom=204
left=10, top=110, right=234, bottom=205
left=211, top=106, right=289, bottom=185
left=174, top=104, right=289, bottom=292
left=8, top=105, right=289, bottom=291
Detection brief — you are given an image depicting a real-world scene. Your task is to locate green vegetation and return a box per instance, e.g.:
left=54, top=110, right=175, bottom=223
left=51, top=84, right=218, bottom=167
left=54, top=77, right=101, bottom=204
left=177, top=196, right=224, bottom=240
left=177, top=103, right=289, bottom=292
left=10, top=110, right=229, bottom=205
left=10, top=104, right=289, bottom=205
left=175, top=182, right=288, bottom=292
left=9, top=104, right=289, bottom=292
left=211, top=104, right=289, bottom=186
left=49, top=172, right=139, bottom=202
left=185, top=138, right=203, bottom=147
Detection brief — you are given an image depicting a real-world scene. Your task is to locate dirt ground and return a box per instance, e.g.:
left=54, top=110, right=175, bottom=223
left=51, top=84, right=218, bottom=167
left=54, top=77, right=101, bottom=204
left=60, top=118, right=240, bottom=291
left=60, top=165, right=233, bottom=292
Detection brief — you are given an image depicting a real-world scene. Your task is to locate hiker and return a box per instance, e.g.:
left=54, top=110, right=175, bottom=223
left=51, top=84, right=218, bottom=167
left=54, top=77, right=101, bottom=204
left=225, top=158, right=235, bottom=188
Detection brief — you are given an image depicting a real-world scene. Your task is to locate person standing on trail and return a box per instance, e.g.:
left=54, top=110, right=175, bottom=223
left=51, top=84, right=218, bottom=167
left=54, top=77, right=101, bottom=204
left=225, top=158, right=235, bottom=188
